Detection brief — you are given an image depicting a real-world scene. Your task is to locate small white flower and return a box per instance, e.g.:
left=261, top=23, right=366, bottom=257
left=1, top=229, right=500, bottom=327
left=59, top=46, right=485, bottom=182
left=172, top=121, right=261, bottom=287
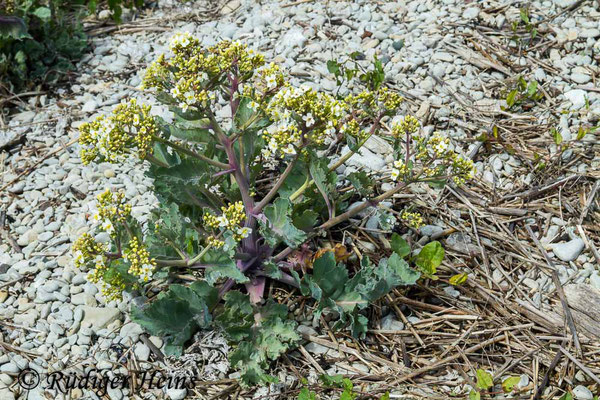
left=325, top=121, right=336, bottom=136
left=170, top=86, right=180, bottom=98
left=303, top=113, right=315, bottom=128
left=74, top=250, right=85, bottom=265
left=184, top=91, right=195, bottom=105
left=391, top=169, right=400, bottom=181
left=139, top=264, right=154, bottom=282
left=433, top=140, right=448, bottom=154
left=133, top=114, right=140, bottom=126
left=282, top=144, right=296, bottom=155
left=265, top=74, right=277, bottom=90
left=91, top=211, right=102, bottom=224
left=170, top=32, right=192, bottom=50
left=261, top=148, right=272, bottom=158
left=237, top=227, right=252, bottom=239
left=268, top=138, right=279, bottom=152
left=102, top=220, right=115, bottom=234
left=249, top=101, right=260, bottom=111
left=216, top=215, right=229, bottom=228
left=332, top=103, right=344, bottom=118
left=179, top=102, right=189, bottom=112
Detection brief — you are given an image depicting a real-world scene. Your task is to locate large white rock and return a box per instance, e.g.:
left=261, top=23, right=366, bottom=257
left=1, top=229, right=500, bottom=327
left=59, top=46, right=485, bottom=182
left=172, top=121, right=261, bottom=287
left=550, top=238, right=585, bottom=262
left=564, top=89, right=587, bottom=109
left=80, top=306, right=121, bottom=330
left=573, top=385, right=594, bottom=400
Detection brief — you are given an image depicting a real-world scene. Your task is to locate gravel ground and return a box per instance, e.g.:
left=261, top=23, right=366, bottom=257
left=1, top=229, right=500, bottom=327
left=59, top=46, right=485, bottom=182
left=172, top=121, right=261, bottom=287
left=1, top=0, right=599, bottom=399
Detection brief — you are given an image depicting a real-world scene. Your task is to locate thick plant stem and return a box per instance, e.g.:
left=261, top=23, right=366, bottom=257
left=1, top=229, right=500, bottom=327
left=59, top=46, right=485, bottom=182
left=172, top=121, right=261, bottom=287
left=253, top=156, right=298, bottom=213
left=152, top=135, right=229, bottom=169
left=257, top=270, right=299, bottom=288
left=319, top=181, right=408, bottom=230
left=206, top=109, right=255, bottom=210
left=155, top=259, right=189, bottom=267
left=187, top=242, right=214, bottom=265
left=207, top=105, right=258, bottom=256
left=218, top=278, right=235, bottom=299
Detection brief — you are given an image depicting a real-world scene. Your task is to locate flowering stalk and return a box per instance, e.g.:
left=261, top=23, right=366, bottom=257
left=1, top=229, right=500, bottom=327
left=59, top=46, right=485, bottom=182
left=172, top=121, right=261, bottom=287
left=253, top=155, right=299, bottom=213
left=288, top=114, right=384, bottom=202
left=319, top=181, right=409, bottom=230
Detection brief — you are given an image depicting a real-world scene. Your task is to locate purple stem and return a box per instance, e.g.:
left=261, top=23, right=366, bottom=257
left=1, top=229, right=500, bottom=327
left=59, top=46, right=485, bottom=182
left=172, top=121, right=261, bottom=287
left=218, top=278, right=235, bottom=299
left=256, top=270, right=299, bottom=289
left=213, top=168, right=236, bottom=178
left=229, top=74, right=240, bottom=118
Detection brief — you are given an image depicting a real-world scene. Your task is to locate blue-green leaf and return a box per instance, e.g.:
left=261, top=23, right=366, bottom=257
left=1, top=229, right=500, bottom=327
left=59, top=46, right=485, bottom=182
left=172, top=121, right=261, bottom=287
left=259, top=198, right=307, bottom=247
left=161, top=115, right=213, bottom=143
left=217, top=292, right=300, bottom=385
left=0, top=16, right=31, bottom=40
left=131, top=282, right=218, bottom=356
left=202, top=248, right=249, bottom=285
left=298, top=253, right=419, bottom=337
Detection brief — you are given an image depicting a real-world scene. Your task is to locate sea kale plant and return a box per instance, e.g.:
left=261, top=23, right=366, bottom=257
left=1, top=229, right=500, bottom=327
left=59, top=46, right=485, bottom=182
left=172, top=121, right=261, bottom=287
left=73, top=33, right=475, bottom=384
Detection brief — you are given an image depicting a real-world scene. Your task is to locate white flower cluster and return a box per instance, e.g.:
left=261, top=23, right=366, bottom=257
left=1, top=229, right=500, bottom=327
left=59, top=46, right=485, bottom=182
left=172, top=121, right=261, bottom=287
left=87, top=118, right=116, bottom=160
left=169, top=32, right=193, bottom=50
left=390, top=160, right=408, bottom=181
left=89, top=208, right=116, bottom=235
left=169, top=74, right=213, bottom=112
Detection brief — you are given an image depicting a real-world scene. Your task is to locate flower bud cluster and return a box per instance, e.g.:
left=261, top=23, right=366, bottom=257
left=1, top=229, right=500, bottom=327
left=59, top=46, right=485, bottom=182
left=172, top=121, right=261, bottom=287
left=123, top=237, right=156, bottom=282
left=142, top=33, right=265, bottom=104
left=345, top=87, right=404, bottom=113
left=245, top=62, right=286, bottom=98
left=390, top=160, right=408, bottom=181
left=94, top=189, right=132, bottom=224
left=391, top=115, right=420, bottom=138
left=79, top=99, right=157, bottom=164
left=262, top=85, right=346, bottom=158
left=412, top=132, right=476, bottom=185
left=388, top=115, right=476, bottom=186
left=72, top=233, right=107, bottom=268
left=203, top=201, right=250, bottom=246
left=400, top=211, right=424, bottom=229
left=340, top=119, right=369, bottom=141
left=86, top=257, right=126, bottom=302
left=1, top=0, right=15, bottom=13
